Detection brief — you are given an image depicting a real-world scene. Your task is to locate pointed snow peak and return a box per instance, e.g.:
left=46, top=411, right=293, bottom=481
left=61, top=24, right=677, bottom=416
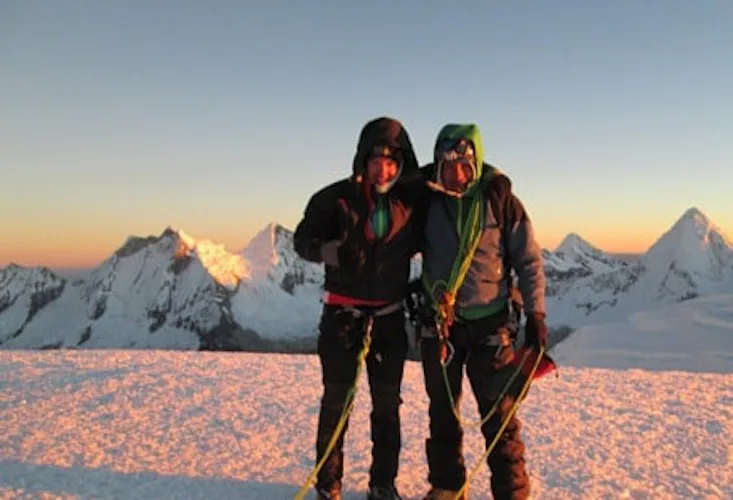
left=550, top=232, right=628, bottom=275
left=655, top=207, right=729, bottom=249
left=244, top=223, right=295, bottom=257
left=681, top=206, right=707, bottom=222
left=273, top=223, right=294, bottom=241
left=160, top=227, right=197, bottom=250
left=114, top=227, right=196, bottom=259
left=555, top=233, right=597, bottom=255
left=671, top=207, right=712, bottom=235
left=643, top=207, right=732, bottom=278
left=243, top=223, right=282, bottom=266
left=238, top=222, right=304, bottom=285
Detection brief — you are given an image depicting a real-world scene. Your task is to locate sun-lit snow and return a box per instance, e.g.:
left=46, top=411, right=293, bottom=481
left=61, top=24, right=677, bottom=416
left=1, top=291, right=731, bottom=498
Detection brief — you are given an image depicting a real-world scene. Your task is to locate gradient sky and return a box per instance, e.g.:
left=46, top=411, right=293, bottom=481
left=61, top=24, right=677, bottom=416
left=2, top=1, right=732, bottom=268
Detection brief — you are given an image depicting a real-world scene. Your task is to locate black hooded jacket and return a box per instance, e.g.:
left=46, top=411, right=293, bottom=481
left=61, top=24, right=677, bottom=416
left=293, top=117, right=425, bottom=304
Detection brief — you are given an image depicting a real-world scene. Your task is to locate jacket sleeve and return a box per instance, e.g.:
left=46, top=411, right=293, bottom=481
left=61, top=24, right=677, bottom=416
left=404, top=178, right=430, bottom=257
left=505, top=194, right=547, bottom=315
left=293, top=185, right=343, bottom=263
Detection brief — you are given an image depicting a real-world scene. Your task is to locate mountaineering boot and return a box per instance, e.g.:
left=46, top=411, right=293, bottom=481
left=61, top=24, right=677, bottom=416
left=422, top=487, right=468, bottom=500
left=367, top=484, right=402, bottom=499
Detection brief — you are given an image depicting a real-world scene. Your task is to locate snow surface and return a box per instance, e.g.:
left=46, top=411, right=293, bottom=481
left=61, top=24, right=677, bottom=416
left=1, top=294, right=732, bottom=499
left=553, top=294, right=733, bottom=373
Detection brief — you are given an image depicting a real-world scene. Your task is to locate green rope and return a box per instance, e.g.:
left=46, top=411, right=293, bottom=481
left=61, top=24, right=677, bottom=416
left=423, top=193, right=487, bottom=430
left=453, top=346, right=545, bottom=500
left=422, top=193, right=484, bottom=318
left=440, top=345, right=527, bottom=430
left=294, top=318, right=374, bottom=500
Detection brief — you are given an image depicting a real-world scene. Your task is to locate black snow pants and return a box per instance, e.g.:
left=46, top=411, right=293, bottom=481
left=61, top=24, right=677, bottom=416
left=420, top=312, right=530, bottom=500
left=315, top=304, right=408, bottom=492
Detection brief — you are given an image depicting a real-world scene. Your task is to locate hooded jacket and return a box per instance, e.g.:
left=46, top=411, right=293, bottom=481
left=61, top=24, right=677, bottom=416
left=294, top=117, right=425, bottom=304
left=421, top=124, right=546, bottom=318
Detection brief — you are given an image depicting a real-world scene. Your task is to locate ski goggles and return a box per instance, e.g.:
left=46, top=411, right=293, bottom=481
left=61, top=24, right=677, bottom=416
left=435, top=138, right=475, bottom=161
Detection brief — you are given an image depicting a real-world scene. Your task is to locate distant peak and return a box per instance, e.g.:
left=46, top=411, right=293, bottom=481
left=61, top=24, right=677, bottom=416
left=560, top=232, right=585, bottom=244
left=555, top=232, right=595, bottom=254
left=643, top=206, right=732, bottom=271
left=160, top=227, right=197, bottom=249
left=114, top=227, right=197, bottom=259
left=0, top=263, right=62, bottom=281
left=665, top=207, right=718, bottom=239
left=679, top=207, right=710, bottom=224
left=262, top=222, right=292, bottom=238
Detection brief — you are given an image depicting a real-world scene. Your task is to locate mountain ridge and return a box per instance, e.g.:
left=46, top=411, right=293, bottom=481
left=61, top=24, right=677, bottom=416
left=2, top=207, right=732, bottom=350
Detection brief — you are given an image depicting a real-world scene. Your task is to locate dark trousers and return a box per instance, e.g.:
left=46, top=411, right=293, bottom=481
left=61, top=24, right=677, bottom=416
left=315, top=304, right=408, bottom=491
left=420, top=314, right=530, bottom=500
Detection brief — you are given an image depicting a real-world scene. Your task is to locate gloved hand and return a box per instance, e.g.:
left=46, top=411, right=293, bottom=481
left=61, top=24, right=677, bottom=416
left=524, top=312, right=548, bottom=350
left=320, top=239, right=367, bottom=270
left=320, top=240, right=341, bottom=267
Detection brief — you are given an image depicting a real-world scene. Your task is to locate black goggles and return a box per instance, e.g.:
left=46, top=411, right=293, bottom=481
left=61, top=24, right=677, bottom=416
left=436, top=138, right=474, bottom=158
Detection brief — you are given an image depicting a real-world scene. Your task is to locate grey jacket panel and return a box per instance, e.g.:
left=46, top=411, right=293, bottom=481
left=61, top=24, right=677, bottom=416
left=423, top=190, right=546, bottom=315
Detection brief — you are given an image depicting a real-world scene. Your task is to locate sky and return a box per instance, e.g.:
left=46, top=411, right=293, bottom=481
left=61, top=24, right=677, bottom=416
left=1, top=291, right=732, bottom=498
left=1, top=1, right=732, bottom=268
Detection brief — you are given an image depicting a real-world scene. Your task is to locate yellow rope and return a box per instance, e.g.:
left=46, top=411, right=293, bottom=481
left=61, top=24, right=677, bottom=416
left=294, top=319, right=374, bottom=500
left=441, top=346, right=529, bottom=430
left=453, top=346, right=545, bottom=500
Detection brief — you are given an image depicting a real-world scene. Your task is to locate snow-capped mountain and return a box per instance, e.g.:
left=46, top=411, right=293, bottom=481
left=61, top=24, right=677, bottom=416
left=0, top=225, right=323, bottom=351
left=637, top=207, right=733, bottom=301
left=554, top=233, right=629, bottom=273
left=548, top=207, right=733, bottom=327
left=543, top=233, right=628, bottom=297
left=2, top=207, right=732, bottom=350
left=0, top=264, right=69, bottom=348
left=228, top=223, right=324, bottom=346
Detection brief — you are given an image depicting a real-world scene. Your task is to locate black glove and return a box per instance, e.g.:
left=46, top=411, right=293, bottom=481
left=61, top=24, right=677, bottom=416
left=320, top=240, right=340, bottom=267
left=524, top=312, right=548, bottom=350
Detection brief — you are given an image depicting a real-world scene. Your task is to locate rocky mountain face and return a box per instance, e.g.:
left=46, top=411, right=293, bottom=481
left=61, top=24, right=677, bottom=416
left=2, top=208, right=731, bottom=350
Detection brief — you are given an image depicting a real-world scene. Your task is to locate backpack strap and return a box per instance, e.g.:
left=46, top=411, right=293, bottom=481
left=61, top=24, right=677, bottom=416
left=483, top=168, right=523, bottom=327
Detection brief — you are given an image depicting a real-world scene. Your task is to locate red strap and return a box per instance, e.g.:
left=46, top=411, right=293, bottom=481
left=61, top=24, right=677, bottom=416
left=324, top=291, right=389, bottom=307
